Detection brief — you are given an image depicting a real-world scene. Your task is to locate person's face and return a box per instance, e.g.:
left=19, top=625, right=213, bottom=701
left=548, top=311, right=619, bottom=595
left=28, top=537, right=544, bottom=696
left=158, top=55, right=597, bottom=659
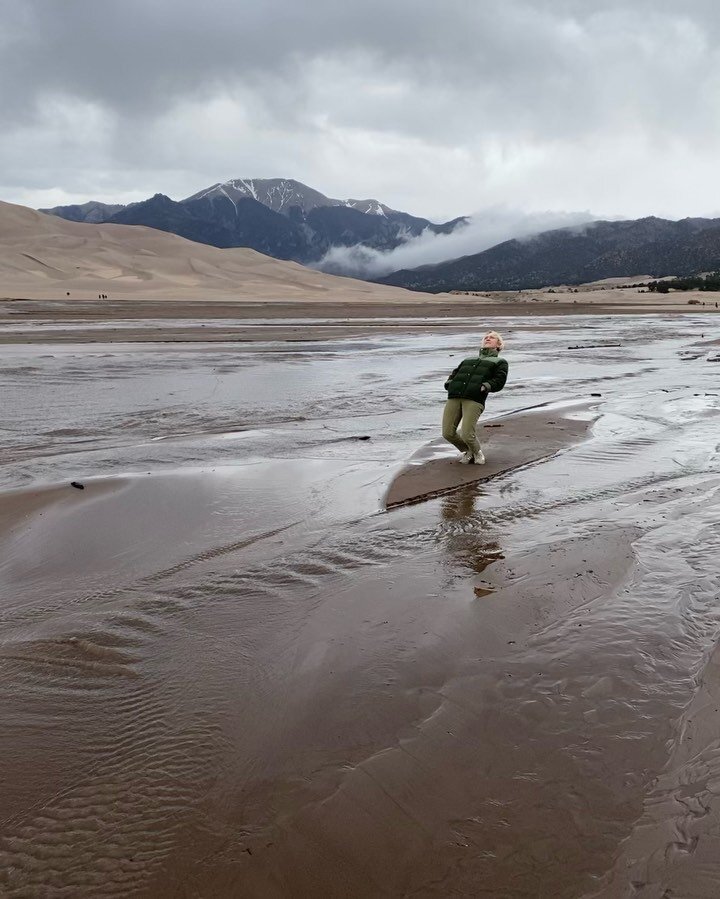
left=482, top=333, right=501, bottom=350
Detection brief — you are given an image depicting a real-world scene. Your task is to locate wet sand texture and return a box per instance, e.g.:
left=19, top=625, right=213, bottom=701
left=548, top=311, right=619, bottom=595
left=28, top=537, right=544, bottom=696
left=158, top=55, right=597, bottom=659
left=589, top=638, right=720, bottom=898
left=3, top=318, right=720, bottom=896
left=384, top=400, right=597, bottom=507
left=0, top=462, right=640, bottom=898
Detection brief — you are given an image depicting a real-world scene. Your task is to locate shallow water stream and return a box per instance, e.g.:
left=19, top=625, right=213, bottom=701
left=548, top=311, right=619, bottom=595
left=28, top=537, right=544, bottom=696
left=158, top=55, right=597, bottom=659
left=2, top=315, right=720, bottom=896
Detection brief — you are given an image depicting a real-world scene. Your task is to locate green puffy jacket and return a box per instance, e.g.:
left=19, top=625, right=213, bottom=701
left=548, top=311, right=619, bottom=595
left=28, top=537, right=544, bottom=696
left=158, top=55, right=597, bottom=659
left=444, top=348, right=509, bottom=404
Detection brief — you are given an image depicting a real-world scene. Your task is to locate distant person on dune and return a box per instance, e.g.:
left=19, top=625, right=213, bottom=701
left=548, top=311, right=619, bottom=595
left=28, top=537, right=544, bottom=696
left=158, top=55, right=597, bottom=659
left=442, top=330, right=509, bottom=464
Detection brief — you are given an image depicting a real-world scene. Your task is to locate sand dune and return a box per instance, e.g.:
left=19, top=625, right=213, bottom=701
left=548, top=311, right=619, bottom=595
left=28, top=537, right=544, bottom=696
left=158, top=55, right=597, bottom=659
left=3, top=202, right=720, bottom=314
left=0, top=200, right=419, bottom=302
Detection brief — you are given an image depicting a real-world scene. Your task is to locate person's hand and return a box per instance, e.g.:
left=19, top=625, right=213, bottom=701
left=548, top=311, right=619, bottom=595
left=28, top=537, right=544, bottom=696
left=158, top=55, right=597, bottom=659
left=481, top=382, right=491, bottom=392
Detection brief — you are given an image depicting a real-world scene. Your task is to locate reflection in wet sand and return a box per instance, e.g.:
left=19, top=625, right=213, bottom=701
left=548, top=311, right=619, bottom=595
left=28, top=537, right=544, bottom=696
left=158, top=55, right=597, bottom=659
left=2, top=316, right=720, bottom=895
left=440, top=490, right=504, bottom=596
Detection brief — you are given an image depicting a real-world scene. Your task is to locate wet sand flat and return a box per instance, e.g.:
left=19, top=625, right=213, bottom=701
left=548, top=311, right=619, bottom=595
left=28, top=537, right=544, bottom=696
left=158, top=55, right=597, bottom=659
left=0, top=290, right=720, bottom=345
left=3, top=314, right=720, bottom=896
left=1, top=289, right=720, bottom=346
left=384, top=399, right=597, bottom=507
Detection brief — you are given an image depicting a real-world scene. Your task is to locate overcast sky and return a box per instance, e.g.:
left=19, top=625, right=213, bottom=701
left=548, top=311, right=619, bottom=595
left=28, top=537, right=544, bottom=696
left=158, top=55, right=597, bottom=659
left=2, top=0, right=720, bottom=223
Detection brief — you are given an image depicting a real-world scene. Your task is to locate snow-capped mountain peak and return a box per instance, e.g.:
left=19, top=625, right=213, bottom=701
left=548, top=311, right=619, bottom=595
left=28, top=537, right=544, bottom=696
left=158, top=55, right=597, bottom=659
left=344, top=199, right=390, bottom=217
left=41, top=177, right=466, bottom=278
left=185, top=178, right=333, bottom=215
left=184, top=178, right=399, bottom=218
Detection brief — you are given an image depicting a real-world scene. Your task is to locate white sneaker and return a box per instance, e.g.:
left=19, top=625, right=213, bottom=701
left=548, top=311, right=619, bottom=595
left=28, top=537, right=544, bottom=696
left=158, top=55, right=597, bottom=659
left=459, top=451, right=474, bottom=464
left=474, top=450, right=486, bottom=465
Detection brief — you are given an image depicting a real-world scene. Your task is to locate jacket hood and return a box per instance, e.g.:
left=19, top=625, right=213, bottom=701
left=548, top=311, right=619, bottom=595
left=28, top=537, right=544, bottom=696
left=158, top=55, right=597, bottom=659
left=479, top=348, right=499, bottom=357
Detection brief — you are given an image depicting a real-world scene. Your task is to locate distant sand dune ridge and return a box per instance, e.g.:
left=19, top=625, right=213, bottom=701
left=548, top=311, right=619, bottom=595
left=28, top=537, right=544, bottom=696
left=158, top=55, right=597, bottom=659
left=0, top=200, right=419, bottom=302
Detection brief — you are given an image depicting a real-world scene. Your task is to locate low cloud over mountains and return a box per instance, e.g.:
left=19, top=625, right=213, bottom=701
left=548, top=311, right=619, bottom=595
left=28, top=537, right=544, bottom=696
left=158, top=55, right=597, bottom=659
left=313, top=208, right=594, bottom=279
left=42, top=177, right=465, bottom=270
left=45, top=176, right=720, bottom=294
left=42, top=177, right=592, bottom=281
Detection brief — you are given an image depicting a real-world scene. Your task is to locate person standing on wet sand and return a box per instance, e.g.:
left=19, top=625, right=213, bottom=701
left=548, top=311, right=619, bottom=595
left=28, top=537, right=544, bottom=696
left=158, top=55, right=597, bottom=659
left=442, top=330, right=509, bottom=464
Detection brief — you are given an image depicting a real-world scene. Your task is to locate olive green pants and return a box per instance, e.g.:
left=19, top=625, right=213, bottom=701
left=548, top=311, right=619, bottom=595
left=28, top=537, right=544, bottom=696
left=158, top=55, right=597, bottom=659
left=442, top=398, right=484, bottom=456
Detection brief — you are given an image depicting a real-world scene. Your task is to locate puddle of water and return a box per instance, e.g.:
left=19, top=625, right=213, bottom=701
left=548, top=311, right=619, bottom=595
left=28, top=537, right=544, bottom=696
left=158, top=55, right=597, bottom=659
left=2, top=315, right=720, bottom=896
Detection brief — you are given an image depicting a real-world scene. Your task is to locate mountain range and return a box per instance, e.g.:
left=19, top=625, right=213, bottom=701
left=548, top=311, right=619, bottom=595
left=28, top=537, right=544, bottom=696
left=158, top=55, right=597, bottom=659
left=41, top=181, right=720, bottom=293
left=41, top=178, right=466, bottom=266
left=378, top=216, right=720, bottom=292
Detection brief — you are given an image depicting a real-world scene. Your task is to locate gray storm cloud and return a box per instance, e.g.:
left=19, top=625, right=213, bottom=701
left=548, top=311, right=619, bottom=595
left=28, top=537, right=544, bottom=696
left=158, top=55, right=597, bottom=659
left=4, top=0, right=718, bottom=136
left=312, top=210, right=595, bottom=279
left=3, top=0, right=720, bottom=218
left=0, top=0, right=599, bottom=119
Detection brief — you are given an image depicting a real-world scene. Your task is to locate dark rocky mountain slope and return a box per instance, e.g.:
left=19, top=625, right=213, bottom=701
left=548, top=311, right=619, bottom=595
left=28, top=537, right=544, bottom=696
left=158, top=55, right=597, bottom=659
left=41, top=178, right=464, bottom=266
left=378, top=217, right=720, bottom=292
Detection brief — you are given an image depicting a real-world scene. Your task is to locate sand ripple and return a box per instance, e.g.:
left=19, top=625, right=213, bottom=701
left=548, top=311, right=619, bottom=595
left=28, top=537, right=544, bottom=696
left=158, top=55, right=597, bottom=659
left=3, top=316, right=720, bottom=896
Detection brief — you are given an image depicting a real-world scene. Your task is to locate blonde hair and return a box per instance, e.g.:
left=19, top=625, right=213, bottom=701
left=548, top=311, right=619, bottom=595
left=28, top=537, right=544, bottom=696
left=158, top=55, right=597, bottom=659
left=485, top=330, right=504, bottom=350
